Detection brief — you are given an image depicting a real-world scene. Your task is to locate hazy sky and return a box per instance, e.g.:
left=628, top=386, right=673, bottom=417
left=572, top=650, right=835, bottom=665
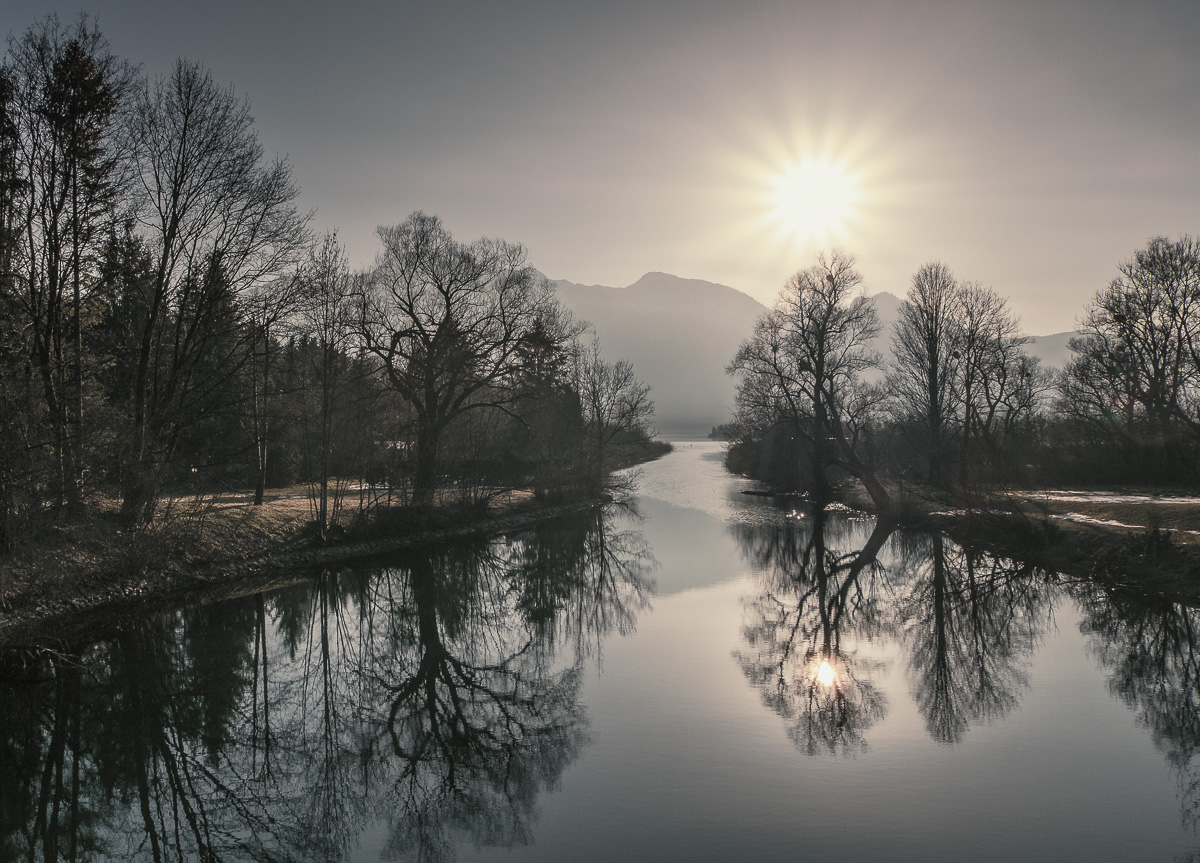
left=7, top=0, right=1199, bottom=333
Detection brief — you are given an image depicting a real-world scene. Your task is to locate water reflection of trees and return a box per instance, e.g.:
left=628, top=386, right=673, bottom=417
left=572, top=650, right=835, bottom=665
left=1074, top=586, right=1200, bottom=831
left=510, top=501, right=655, bottom=660
left=0, top=505, right=652, bottom=862
left=734, top=513, right=1053, bottom=753
left=898, top=535, right=1050, bottom=744
left=0, top=605, right=289, bottom=863
left=734, top=512, right=893, bottom=755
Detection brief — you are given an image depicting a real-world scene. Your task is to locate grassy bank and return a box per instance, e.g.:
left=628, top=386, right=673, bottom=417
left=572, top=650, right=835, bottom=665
left=924, top=491, right=1200, bottom=604
left=0, top=484, right=606, bottom=651
left=0, top=438, right=677, bottom=652
left=833, top=476, right=1200, bottom=602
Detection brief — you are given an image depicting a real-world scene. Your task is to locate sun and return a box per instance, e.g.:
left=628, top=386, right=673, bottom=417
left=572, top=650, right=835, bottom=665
left=767, top=155, right=862, bottom=247
left=711, top=115, right=896, bottom=276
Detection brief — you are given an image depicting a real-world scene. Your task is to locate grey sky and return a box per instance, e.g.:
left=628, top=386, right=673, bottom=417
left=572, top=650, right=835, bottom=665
left=7, top=0, right=1199, bottom=333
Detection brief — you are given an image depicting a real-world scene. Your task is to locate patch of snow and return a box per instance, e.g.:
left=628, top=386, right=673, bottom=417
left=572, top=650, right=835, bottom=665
left=1031, top=490, right=1200, bottom=505
left=1050, top=512, right=1200, bottom=536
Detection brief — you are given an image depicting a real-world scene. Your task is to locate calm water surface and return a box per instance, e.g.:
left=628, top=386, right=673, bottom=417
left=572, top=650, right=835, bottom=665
left=3, top=442, right=1197, bottom=861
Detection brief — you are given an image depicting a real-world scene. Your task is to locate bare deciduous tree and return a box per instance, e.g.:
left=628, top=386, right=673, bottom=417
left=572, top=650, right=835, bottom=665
left=890, top=261, right=959, bottom=485
left=954, top=281, right=1032, bottom=481
left=359, top=212, right=560, bottom=505
left=243, top=270, right=304, bottom=506
left=1059, top=235, right=1200, bottom=477
left=573, top=335, right=653, bottom=484
left=293, top=232, right=357, bottom=536
left=729, top=250, right=890, bottom=511
left=119, top=59, right=307, bottom=524
left=891, top=263, right=1043, bottom=488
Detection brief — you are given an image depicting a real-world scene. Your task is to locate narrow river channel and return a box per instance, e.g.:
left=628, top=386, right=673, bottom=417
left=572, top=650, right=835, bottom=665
left=3, top=441, right=1197, bottom=861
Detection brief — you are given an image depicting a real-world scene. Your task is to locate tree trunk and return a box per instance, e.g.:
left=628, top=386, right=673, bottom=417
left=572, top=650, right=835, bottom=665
left=926, top=341, right=944, bottom=486
left=35, top=328, right=80, bottom=509
left=253, top=324, right=270, bottom=507
left=72, top=172, right=85, bottom=505
left=811, top=359, right=831, bottom=507
left=317, top=343, right=333, bottom=539
left=120, top=319, right=156, bottom=527
left=828, top=412, right=893, bottom=517
left=413, top=425, right=440, bottom=507
left=849, top=460, right=893, bottom=516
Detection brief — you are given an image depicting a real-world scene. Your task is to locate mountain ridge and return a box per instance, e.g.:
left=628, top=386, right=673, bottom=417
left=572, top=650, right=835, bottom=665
left=547, top=271, right=1080, bottom=435
left=546, top=272, right=765, bottom=435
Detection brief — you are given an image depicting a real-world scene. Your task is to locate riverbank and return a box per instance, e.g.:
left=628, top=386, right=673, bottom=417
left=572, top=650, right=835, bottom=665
left=836, top=479, right=1200, bottom=602
left=931, top=505, right=1200, bottom=603
left=0, top=488, right=606, bottom=652
left=0, top=436, right=678, bottom=651
left=895, top=488, right=1200, bottom=603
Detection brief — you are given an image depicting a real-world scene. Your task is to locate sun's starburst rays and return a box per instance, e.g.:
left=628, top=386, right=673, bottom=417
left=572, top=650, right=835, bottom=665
left=765, top=155, right=863, bottom=248
left=693, top=106, right=923, bottom=299
left=709, top=114, right=891, bottom=275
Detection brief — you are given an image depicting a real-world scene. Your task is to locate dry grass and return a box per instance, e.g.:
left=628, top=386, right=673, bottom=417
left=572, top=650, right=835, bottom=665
left=0, top=480, right=539, bottom=637
left=922, top=487, right=1200, bottom=605
left=1011, top=490, right=1200, bottom=546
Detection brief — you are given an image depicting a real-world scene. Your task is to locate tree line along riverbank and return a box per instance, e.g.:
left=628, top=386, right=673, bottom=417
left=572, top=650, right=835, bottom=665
left=1, top=17, right=661, bottom=574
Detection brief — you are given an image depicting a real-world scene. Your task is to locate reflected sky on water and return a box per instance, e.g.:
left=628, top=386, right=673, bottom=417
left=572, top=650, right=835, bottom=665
left=2, top=442, right=1197, bottom=862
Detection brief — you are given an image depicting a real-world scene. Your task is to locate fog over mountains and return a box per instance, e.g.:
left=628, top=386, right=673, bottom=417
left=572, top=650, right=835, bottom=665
left=550, top=272, right=1080, bottom=436
left=550, top=272, right=765, bottom=436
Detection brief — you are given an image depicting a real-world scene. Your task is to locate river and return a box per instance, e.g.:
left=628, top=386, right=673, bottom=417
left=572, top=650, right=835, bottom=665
left=2, top=441, right=1196, bottom=861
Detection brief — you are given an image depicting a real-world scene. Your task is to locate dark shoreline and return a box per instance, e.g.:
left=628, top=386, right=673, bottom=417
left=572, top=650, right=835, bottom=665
left=0, top=496, right=603, bottom=654
left=808, top=475, right=1200, bottom=605
left=0, top=440, right=675, bottom=655
left=930, top=510, right=1200, bottom=605
left=7, top=448, right=1196, bottom=655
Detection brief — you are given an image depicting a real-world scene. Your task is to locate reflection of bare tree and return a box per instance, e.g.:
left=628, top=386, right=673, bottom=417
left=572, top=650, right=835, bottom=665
left=735, top=514, right=1054, bottom=753
left=1075, top=587, right=1200, bottom=831
left=281, top=514, right=649, bottom=862
left=510, top=503, right=655, bottom=660
left=369, top=547, right=587, bottom=863
left=285, top=569, right=372, bottom=861
left=0, top=508, right=649, bottom=862
left=1, top=613, right=298, bottom=863
left=734, top=512, right=894, bottom=756
left=899, top=537, right=1050, bottom=744
left=0, top=655, right=94, bottom=863
left=94, top=612, right=296, bottom=863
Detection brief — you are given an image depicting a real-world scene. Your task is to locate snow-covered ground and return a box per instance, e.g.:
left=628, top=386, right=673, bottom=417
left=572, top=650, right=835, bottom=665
left=1028, top=490, right=1200, bottom=505
left=1049, top=511, right=1200, bottom=536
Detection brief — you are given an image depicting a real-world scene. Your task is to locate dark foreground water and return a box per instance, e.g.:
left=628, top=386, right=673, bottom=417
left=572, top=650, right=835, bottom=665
left=3, top=442, right=1198, bottom=862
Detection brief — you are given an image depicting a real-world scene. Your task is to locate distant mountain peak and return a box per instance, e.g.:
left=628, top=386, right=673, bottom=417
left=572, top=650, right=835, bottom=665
left=628, top=271, right=719, bottom=289
left=548, top=271, right=767, bottom=435
left=548, top=269, right=763, bottom=303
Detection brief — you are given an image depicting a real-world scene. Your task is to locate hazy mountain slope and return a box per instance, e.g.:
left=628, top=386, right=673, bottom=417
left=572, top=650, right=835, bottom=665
left=860, top=291, right=902, bottom=381
left=1023, top=331, right=1078, bottom=370
left=548, top=276, right=1080, bottom=436
left=550, top=272, right=766, bottom=434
